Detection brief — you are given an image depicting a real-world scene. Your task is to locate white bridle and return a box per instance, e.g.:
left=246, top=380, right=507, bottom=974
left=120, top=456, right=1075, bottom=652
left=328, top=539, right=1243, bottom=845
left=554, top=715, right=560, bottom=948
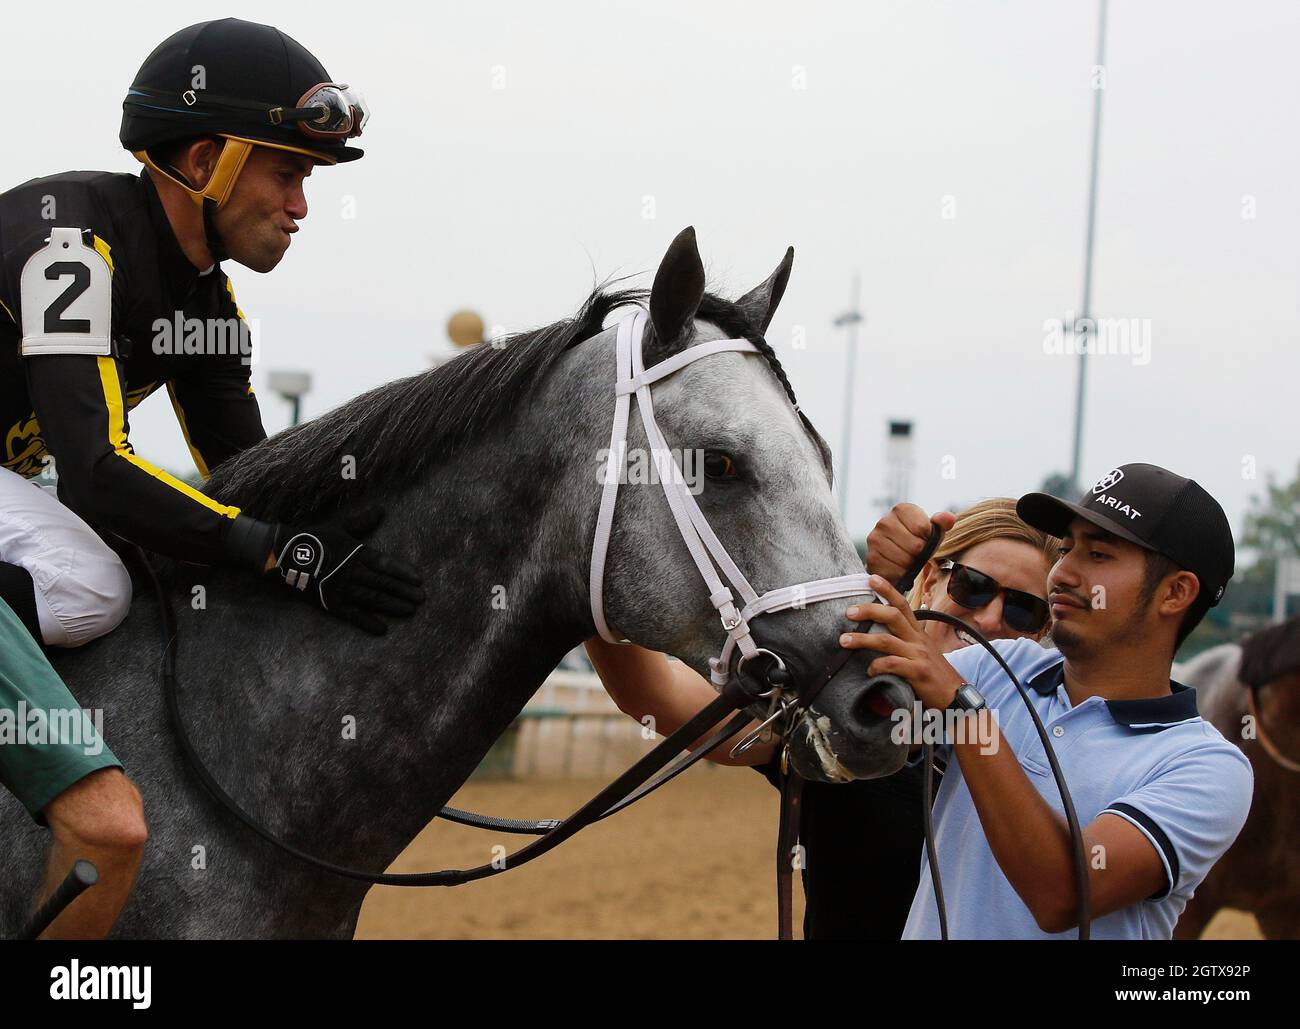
left=589, top=309, right=875, bottom=690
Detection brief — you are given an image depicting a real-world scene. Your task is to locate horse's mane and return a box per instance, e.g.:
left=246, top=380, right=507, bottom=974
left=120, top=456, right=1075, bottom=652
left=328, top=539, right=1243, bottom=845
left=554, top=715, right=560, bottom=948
left=205, top=284, right=820, bottom=524
left=1239, top=615, right=1300, bottom=687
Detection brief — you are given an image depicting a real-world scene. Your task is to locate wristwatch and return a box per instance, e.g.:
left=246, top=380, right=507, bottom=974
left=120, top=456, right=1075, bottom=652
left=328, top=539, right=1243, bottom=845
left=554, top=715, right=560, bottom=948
left=948, top=682, right=986, bottom=714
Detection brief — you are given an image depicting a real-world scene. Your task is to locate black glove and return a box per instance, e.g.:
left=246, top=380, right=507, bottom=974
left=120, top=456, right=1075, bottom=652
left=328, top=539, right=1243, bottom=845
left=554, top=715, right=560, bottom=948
left=269, top=507, right=424, bottom=635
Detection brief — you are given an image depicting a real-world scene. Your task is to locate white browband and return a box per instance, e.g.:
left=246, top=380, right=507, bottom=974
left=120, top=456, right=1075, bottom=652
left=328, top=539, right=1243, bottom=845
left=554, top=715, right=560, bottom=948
left=589, top=310, right=873, bottom=688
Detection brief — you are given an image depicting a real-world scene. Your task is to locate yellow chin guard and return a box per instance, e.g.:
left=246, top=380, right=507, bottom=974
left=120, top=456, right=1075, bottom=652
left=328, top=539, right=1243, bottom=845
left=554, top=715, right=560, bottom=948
left=133, top=134, right=336, bottom=210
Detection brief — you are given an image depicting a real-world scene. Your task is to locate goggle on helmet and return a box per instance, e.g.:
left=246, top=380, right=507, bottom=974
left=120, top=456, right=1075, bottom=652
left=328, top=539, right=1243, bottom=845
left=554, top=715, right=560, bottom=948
left=125, top=81, right=370, bottom=214
left=268, top=82, right=370, bottom=140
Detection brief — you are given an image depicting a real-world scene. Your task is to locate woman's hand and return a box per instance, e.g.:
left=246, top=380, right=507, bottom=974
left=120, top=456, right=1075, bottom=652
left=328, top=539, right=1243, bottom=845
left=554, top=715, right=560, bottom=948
left=865, top=504, right=955, bottom=581
left=840, top=574, right=965, bottom=711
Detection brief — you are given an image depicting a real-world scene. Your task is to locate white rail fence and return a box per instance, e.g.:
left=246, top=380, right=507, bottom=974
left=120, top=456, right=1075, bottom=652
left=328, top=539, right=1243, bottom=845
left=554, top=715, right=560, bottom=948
left=474, top=669, right=707, bottom=781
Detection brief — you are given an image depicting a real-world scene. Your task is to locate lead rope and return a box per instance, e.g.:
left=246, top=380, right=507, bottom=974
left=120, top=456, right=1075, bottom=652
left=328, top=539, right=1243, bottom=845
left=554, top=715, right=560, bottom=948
left=774, top=526, right=943, bottom=939
left=775, top=526, right=1091, bottom=941
left=778, top=612, right=1091, bottom=940
left=913, top=609, right=1092, bottom=940
left=921, top=738, right=946, bottom=939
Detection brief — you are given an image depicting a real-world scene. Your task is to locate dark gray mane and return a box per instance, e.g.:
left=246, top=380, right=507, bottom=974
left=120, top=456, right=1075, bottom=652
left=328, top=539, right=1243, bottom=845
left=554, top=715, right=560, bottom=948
left=1239, top=614, right=1300, bottom=687
left=206, top=284, right=820, bottom=524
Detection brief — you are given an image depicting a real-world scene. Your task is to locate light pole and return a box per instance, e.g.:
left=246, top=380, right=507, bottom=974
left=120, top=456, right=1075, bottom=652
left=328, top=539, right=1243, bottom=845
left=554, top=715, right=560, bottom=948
left=268, top=370, right=312, bottom=428
left=1068, top=0, right=1108, bottom=497
left=833, top=273, right=864, bottom=520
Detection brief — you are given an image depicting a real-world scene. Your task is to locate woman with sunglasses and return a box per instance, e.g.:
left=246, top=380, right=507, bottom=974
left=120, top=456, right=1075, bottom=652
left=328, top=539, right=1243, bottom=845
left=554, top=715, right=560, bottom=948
left=896, top=498, right=1055, bottom=648
left=796, top=497, right=1057, bottom=938
left=586, top=496, right=1057, bottom=938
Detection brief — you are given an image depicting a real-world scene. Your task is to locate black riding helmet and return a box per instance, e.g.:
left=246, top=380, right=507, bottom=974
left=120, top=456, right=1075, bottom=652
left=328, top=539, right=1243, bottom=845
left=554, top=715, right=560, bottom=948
left=121, top=19, right=366, bottom=256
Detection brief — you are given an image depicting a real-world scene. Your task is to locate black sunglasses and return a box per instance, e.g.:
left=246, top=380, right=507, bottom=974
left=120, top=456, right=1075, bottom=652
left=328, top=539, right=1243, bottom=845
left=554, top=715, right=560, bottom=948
left=938, top=560, right=1050, bottom=634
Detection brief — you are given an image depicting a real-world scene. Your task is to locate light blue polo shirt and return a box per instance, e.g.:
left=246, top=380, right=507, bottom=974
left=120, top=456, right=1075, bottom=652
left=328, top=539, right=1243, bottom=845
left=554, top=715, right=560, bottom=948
left=901, top=637, right=1254, bottom=940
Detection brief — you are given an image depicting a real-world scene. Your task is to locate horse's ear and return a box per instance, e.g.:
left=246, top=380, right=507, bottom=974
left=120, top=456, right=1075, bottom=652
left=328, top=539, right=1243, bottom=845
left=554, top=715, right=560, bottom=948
left=649, top=226, right=706, bottom=351
left=736, top=246, right=794, bottom=335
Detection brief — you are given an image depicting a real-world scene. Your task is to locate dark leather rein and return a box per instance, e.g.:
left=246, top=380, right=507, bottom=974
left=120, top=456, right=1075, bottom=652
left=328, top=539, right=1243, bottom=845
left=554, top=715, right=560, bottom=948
left=139, top=548, right=854, bottom=896
left=139, top=520, right=1089, bottom=941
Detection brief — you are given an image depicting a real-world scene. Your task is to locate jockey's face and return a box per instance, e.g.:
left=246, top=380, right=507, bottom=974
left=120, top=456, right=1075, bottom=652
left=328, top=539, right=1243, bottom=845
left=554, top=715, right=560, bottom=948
left=217, top=147, right=312, bottom=273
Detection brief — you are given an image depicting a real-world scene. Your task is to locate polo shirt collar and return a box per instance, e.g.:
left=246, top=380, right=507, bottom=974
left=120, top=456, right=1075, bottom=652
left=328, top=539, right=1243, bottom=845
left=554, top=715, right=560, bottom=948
left=1026, top=658, right=1200, bottom=729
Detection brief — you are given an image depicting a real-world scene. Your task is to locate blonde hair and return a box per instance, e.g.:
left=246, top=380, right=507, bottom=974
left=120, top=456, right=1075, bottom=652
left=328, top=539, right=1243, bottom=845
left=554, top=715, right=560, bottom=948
left=906, top=497, right=1060, bottom=609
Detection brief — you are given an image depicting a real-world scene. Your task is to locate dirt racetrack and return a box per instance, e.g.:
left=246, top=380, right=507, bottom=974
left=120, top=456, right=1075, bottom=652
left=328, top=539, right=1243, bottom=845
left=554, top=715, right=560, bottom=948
left=354, top=763, right=1262, bottom=940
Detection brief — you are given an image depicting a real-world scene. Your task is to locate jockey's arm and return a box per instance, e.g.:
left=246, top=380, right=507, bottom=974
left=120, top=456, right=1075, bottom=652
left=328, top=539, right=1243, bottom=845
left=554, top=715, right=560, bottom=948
left=584, top=637, right=773, bottom=766
left=27, top=351, right=423, bottom=633
left=165, top=357, right=267, bottom=480
left=26, top=350, right=273, bottom=568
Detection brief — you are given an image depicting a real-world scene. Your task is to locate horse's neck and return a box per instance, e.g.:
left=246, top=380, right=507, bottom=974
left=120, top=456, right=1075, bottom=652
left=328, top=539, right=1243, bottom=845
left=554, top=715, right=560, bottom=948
left=180, top=387, right=602, bottom=887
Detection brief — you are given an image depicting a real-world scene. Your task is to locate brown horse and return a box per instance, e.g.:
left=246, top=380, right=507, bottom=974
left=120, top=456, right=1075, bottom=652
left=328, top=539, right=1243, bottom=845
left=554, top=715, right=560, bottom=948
left=1174, top=616, right=1300, bottom=939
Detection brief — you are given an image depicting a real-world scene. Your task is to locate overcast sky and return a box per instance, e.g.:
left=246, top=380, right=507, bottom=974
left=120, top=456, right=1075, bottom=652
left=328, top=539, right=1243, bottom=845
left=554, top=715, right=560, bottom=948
left=8, top=1, right=1297, bottom=543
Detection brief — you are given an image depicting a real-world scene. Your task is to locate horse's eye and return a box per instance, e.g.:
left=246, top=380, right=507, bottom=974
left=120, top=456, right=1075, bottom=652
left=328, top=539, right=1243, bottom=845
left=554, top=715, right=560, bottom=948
left=703, top=452, right=738, bottom=479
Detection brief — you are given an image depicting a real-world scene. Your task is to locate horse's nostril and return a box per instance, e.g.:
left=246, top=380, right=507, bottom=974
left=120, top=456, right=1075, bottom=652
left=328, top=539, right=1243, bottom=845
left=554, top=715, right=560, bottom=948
left=857, top=686, right=899, bottom=717
left=847, top=680, right=889, bottom=722
left=844, top=673, right=914, bottom=731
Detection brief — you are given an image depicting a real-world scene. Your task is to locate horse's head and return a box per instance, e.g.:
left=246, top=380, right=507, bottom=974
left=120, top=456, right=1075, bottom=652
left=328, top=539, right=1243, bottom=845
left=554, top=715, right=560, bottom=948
left=596, top=227, right=913, bottom=782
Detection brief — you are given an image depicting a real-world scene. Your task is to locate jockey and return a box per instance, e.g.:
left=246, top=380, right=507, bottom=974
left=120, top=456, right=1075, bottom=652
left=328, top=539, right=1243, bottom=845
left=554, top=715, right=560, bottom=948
left=0, top=19, right=424, bottom=938
left=0, top=18, right=425, bottom=648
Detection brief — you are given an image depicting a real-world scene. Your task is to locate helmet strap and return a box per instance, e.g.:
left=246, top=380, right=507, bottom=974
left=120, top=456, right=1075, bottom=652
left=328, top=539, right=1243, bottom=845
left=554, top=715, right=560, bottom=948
left=136, top=138, right=254, bottom=266
left=202, top=198, right=229, bottom=264
left=133, top=137, right=253, bottom=212
left=202, top=139, right=254, bottom=208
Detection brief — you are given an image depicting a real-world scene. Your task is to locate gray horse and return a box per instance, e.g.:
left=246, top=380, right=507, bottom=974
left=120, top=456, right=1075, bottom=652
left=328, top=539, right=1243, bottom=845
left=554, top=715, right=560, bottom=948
left=1175, top=617, right=1300, bottom=939
left=0, top=228, right=911, bottom=938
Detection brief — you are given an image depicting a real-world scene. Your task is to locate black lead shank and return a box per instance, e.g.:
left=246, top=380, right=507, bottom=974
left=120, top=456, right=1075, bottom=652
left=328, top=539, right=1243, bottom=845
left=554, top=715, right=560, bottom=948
left=16, top=859, right=98, bottom=940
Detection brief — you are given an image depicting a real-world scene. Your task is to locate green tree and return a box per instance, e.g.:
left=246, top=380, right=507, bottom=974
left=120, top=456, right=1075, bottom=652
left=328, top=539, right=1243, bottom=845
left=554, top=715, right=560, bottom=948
left=1191, top=461, right=1300, bottom=645
left=1240, top=461, right=1300, bottom=584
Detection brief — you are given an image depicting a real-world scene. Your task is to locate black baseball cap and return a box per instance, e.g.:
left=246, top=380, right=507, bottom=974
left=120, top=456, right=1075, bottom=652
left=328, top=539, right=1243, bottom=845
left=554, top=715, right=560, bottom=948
left=1017, top=463, right=1235, bottom=606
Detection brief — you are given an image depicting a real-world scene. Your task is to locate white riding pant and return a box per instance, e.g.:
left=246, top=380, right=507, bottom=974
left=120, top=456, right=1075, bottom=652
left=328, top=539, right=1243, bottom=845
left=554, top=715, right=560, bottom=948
left=0, top=465, right=132, bottom=647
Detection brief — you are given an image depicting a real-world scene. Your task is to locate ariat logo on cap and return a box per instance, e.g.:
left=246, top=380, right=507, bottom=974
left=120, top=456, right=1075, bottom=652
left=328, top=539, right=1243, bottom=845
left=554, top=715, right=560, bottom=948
left=1093, top=468, right=1124, bottom=493
left=1093, top=494, right=1142, bottom=520
left=294, top=544, right=315, bottom=565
